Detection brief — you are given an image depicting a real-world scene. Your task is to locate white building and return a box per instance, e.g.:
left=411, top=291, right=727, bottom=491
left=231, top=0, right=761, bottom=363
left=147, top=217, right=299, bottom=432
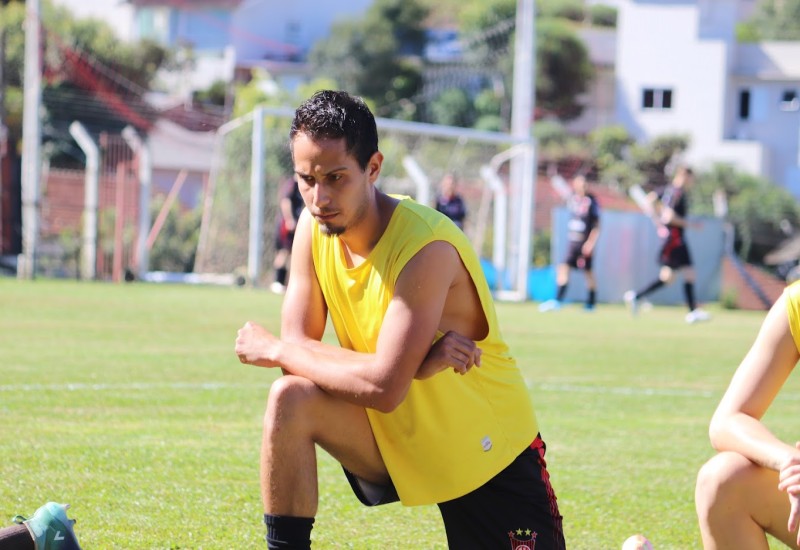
left=615, top=0, right=800, bottom=194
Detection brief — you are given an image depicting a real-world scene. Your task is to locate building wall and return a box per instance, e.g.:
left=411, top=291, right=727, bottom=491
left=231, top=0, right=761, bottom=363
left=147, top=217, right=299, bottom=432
left=617, top=0, right=800, bottom=195
left=616, top=1, right=732, bottom=151
left=230, top=0, right=374, bottom=61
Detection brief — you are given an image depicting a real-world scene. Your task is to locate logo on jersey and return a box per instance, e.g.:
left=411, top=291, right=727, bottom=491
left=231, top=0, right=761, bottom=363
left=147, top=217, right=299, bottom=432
left=509, top=528, right=537, bottom=549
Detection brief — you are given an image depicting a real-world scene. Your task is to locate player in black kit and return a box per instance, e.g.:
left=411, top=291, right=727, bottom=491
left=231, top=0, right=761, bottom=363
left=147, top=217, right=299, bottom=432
left=624, top=165, right=710, bottom=324
left=539, top=174, right=601, bottom=312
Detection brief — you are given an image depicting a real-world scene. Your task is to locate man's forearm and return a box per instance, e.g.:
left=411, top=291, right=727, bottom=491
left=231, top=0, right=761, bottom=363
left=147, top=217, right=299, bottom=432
left=272, top=337, right=406, bottom=411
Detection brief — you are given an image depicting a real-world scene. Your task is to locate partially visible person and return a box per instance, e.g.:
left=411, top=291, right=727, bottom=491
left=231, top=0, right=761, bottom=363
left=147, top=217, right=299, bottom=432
left=539, top=173, right=601, bottom=312
left=1, top=502, right=81, bottom=550
left=270, top=177, right=305, bottom=295
left=434, top=173, right=467, bottom=230
left=695, top=281, right=798, bottom=549
left=623, top=166, right=710, bottom=324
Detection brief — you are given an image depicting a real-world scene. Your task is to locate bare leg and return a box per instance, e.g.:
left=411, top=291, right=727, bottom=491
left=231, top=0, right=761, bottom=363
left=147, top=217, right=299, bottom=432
left=696, top=452, right=796, bottom=549
left=261, top=375, right=390, bottom=517
left=556, top=263, right=569, bottom=287
left=658, top=265, right=675, bottom=284
left=584, top=270, right=596, bottom=291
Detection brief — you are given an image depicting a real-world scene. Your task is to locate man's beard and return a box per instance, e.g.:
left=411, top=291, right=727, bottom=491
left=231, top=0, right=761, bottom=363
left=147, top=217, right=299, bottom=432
left=319, top=197, right=369, bottom=237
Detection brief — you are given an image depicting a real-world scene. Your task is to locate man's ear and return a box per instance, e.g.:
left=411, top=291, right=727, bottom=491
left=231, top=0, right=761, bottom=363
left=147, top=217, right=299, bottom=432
left=367, top=151, right=384, bottom=183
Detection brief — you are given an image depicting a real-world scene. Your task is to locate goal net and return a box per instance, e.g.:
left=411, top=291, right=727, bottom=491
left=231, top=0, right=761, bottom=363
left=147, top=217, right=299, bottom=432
left=194, top=106, right=535, bottom=299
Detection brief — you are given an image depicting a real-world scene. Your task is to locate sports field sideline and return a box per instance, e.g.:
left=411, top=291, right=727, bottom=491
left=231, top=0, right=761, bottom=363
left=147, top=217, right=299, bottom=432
left=2, top=278, right=796, bottom=549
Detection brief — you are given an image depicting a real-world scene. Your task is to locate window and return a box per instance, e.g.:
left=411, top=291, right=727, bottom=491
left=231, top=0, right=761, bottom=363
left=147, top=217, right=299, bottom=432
left=781, top=90, right=799, bottom=112
left=739, top=89, right=750, bottom=120
left=642, top=88, right=673, bottom=110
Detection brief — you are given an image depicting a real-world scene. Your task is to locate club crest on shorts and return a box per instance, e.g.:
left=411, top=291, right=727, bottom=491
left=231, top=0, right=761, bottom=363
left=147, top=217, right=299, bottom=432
left=508, top=528, right=537, bottom=549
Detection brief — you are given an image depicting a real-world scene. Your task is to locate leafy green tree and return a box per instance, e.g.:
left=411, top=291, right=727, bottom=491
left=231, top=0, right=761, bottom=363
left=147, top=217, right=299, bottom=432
left=692, top=164, right=800, bottom=264
left=1, top=0, right=168, bottom=153
left=738, top=0, right=800, bottom=41
left=629, top=134, right=690, bottom=189
left=429, top=88, right=475, bottom=127
left=587, top=4, right=617, bottom=28
left=308, top=0, right=427, bottom=118
left=458, top=2, right=593, bottom=124
left=149, top=197, right=202, bottom=273
left=535, top=17, right=593, bottom=120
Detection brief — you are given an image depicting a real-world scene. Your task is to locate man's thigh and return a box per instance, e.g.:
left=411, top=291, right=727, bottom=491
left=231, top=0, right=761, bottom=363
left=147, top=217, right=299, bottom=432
left=269, top=375, right=390, bottom=485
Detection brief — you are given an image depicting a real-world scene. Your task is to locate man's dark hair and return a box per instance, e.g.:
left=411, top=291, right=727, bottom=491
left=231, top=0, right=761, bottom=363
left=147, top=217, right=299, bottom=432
left=289, top=90, right=379, bottom=170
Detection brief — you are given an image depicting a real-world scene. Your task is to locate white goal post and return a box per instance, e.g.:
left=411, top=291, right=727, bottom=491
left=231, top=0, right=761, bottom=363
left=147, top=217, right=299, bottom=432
left=195, top=106, right=537, bottom=301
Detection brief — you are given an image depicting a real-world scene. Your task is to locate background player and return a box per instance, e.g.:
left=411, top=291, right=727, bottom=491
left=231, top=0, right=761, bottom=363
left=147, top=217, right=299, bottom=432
left=270, top=177, right=305, bottom=294
left=539, top=173, right=601, bottom=312
left=623, top=166, right=710, bottom=323
left=433, top=172, right=467, bottom=230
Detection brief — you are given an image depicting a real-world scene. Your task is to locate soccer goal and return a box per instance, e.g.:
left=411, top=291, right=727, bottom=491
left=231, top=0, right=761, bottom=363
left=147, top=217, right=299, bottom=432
left=194, top=106, right=536, bottom=301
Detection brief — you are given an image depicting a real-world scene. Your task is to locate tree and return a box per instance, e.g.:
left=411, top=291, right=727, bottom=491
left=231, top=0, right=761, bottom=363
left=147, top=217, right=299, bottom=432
left=738, top=0, right=800, bottom=41
left=308, top=0, right=427, bottom=118
left=535, top=17, right=593, bottom=120
left=457, top=0, right=594, bottom=125
left=692, top=164, right=800, bottom=264
left=1, top=1, right=169, bottom=158
left=148, top=197, right=202, bottom=273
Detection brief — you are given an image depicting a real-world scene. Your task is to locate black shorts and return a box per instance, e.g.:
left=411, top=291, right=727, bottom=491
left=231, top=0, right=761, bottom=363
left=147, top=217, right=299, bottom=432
left=564, top=241, right=592, bottom=271
left=659, top=228, right=692, bottom=269
left=344, top=436, right=565, bottom=550
left=274, top=221, right=295, bottom=251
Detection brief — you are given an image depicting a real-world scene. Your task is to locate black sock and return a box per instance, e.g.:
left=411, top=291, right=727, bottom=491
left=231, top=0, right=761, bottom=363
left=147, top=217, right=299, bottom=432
left=587, top=289, right=596, bottom=307
left=0, top=524, right=35, bottom=550
left=684, top=281, right=696, bottom=311
left=264, top=514, right=314, bottom=550
left=275, top=267, right=287, bottom=286
left=556, top=284, right=567, bottom=301
left=636, top=280, right=664, bottom=299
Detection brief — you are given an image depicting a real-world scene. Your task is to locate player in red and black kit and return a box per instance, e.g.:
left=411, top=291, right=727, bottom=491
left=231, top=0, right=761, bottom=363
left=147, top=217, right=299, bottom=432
left=271, top=178, right=306, bottom=294
left=539, top=174, right=601, bottom=311
left=624, top=166, right=710, bottom=323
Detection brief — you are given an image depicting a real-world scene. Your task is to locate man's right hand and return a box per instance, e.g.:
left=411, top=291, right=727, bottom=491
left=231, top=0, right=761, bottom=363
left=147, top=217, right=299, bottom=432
left=416, top=331, right=481, bottom=380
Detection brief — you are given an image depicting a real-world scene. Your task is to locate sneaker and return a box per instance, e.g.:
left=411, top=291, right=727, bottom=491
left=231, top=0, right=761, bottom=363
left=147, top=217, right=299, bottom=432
left=583, top=302, right=595, bottom=312
left=269, top=281, right=286, bottom=295
left=13, top=502, right=82, bottom=550
left=686, top=309, right=712, bottom=324
left=538, top=299, right=561, bottom=312
left=623, top=290, right=638, bottom=315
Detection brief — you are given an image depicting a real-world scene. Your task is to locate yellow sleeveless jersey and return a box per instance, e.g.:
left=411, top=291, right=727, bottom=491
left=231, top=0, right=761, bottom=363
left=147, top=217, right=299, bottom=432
left=311, top=197, right=539, bottom=506
left=786, top=280, right=800, bottom=349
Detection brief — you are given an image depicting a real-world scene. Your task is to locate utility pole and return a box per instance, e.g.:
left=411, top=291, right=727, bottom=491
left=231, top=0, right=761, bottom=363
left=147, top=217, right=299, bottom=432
left=0, top=1, right=7, bottom=253
left=19, top=0, right=42, bottom=279
left=504, top=0, right=536, bottom=300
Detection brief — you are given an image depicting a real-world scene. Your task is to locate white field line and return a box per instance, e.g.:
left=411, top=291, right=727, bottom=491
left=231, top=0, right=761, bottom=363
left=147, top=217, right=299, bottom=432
left=1, top=380, right=718, bottom=399
left=531, top=381, right=717, bottom=399
left=0, top=382, right=262, bottom=392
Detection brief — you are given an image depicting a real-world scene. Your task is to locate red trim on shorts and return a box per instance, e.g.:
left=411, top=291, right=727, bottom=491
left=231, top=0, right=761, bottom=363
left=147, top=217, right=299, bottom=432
left=660, top=227, right=682, bottom=263
left=531, top=436, right=566, bottom=550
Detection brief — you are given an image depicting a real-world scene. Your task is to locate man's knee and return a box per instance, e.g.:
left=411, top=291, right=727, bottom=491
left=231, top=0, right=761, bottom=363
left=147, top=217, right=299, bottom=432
left=696, top=452, right=754, bottom=514
left=264, top=375, right=320, bottom=430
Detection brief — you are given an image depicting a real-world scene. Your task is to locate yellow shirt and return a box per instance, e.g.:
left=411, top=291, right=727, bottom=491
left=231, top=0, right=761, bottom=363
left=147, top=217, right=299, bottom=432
left=311, top=197, right=539, bottom=505
left=785, top=280, right=800, bottom=349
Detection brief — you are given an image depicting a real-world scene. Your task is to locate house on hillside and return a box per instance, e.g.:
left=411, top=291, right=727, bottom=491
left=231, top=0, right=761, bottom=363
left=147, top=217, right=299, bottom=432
left=615, top=0, right=800, bottom=195
left=124, top=0, right=374, bottom=95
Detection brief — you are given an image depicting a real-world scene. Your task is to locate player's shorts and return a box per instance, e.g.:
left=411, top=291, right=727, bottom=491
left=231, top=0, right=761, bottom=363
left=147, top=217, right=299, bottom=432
left=344, top=435, right=565, bottom=550
left=274, top=220, right=295, bottom=251
left=564, top=240, right=592, bottom=271
left=659, top=228, right=692, bottom=269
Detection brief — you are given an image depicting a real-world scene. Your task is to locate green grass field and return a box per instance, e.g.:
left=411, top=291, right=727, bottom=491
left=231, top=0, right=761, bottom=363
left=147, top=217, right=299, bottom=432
left=1, top=278, right=797, bottom=549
